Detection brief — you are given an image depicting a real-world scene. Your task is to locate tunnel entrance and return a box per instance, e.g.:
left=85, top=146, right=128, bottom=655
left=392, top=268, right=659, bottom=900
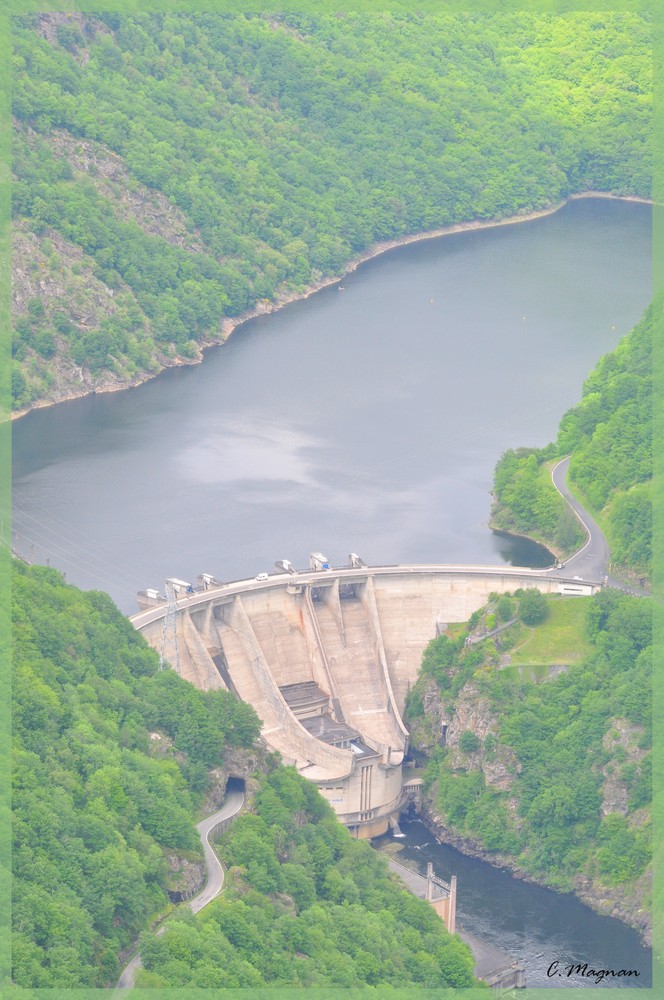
left=225, top=776, right=246, bottom=795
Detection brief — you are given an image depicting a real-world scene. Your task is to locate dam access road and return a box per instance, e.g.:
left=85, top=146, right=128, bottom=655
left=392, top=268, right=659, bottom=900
left=551, top=456, right=609, bottom=582
left=550, top=456, right=649, bottom=595
left=114, top=787, right=245, bottom=991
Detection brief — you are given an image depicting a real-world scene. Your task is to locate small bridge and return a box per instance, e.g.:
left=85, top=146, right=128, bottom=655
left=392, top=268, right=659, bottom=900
left=132, top=562, right=598, bottom=837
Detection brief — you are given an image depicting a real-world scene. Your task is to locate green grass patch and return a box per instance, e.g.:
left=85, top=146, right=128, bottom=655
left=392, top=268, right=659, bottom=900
left=446, top=622, right=468, bottom=643
left=503, top=663, right=564, bottom=684
left=509, top=596, right=593, bottom=666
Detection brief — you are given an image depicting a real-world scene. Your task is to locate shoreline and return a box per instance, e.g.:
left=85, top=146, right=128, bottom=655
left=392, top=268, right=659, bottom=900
left=12, top=190, right=654, bottom=421
left=490, top=523, right=559, bottom=562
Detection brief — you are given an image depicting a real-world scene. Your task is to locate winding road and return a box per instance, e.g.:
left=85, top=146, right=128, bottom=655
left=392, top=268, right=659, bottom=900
left=191, top=788, right=245, bottom=913
left=548, top=456, right=609, bottom=583
left=547, top=456, right=648, bottom=596
left=114, top=787, right=245, bottom=992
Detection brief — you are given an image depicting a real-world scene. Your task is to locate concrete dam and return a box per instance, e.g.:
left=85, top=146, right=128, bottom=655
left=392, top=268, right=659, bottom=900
left=132, top=561, right=597, bottom=838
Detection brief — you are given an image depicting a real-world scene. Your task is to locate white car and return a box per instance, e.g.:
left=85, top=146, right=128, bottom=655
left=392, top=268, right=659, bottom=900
left=255, top=572, right=269, bottom=582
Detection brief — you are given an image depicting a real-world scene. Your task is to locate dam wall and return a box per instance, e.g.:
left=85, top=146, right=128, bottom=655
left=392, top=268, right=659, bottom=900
left=133, top=564, right=597, bottom=835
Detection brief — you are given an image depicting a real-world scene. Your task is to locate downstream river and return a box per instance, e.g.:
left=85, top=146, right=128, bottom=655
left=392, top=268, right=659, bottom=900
left=12, top=198, right=651, bottom=612
left=393, top=818, right=651, bottom=988
left=12, top=197, right=652, bottom=979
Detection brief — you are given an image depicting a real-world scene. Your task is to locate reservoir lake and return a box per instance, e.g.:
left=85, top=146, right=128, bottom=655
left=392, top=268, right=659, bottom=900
left=12, top=196, right=653, bottom=984
left=12, top=198, right=651, bottom=613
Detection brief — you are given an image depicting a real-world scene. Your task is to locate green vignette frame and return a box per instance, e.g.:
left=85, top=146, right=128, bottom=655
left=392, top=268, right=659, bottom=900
left=2, top=0, right=662, bottom=997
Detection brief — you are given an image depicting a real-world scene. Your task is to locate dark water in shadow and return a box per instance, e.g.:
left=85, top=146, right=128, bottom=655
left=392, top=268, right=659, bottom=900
left=390, top=817, right=651, bottom=988
left=492, top=529, right=554, bottom=568
left=12, top=198, right=651, bottom=612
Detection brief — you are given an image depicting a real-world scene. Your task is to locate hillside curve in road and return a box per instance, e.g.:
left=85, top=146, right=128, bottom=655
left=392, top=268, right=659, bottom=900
left=548, top=456, right=649, bottom=596
left=549, top=456, right=609, bottom=583
left=114, top=787, right=245, bottom=992
left=191, top=788, right=245, bottom=913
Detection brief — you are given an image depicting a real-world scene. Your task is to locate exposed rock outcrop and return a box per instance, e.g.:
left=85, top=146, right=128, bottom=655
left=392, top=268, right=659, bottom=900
left=600, top=719, right=648, bottom=817
left=200, top=745, right=267, bottom=816
left=165, top=853, right=206, bottom=901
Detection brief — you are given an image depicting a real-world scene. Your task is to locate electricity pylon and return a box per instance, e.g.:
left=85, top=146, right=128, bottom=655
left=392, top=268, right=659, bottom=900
left=160, top=578, right=180, bottom=672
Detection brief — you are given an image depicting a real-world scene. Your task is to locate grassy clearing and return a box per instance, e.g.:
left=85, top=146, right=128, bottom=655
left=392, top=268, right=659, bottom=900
left=509, top=596, right=593, bottom=665
left=446, top=622, right=469, bottom=643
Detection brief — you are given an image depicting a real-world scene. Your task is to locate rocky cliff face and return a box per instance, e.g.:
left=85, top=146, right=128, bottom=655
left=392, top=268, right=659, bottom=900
left=600, top=718, right=648, bottom=817
left=165, top=852, right=206, bottom=901
left=11, top=117, right=211, bottom=414
left=444, top=683, right=522, bottom=798
left=199, top=745, right=267, bottom=816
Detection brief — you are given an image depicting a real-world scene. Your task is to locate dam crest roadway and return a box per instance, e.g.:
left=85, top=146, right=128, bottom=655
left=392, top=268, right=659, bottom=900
left=132, top=557, right=598, bottom=839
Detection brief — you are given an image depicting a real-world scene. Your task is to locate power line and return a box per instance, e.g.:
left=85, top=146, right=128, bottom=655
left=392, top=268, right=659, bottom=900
left=11, top=508, right=142, bottom=593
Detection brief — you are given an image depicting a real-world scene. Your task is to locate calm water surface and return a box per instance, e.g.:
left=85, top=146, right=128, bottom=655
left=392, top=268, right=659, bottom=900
left=12, top=199, right=651, bottom=611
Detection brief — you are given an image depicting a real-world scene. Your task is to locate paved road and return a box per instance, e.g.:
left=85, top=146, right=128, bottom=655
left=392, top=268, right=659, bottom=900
left=547, top=456, right=650, bottom=597
left=548, top=456, right=609, bottom=584
left=114, top=788, right=244, bottom=991
left=191, top=789, right=244, bottom=914
left=115, top=952, right=143, bottom=992
left=131, top=563, right=595, bottom=630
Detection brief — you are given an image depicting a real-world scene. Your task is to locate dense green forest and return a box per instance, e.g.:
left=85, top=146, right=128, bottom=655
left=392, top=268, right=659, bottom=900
left=491, top=297, right=656, bottom=580
left=405, top=590, right=651, bottom=915
left=12, top=559, right=261, bottom=987
left=11, top=10, right=651, bottom=409
left=135, top=766, right=477, bottom=988
left=12, top=561, right=478, bottom=988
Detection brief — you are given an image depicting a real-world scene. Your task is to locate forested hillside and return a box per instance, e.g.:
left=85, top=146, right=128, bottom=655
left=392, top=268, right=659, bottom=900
left=404, top=590, right=651, bottom=940
left=136, top=766, right=478, bottom=988
left=12, top=561, right=478, bottom=988
left=12, top=560, right=261, bottom=987
left=12, top=10, right=651, bottom=410
left=491, top=297, right=656, bottom=581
